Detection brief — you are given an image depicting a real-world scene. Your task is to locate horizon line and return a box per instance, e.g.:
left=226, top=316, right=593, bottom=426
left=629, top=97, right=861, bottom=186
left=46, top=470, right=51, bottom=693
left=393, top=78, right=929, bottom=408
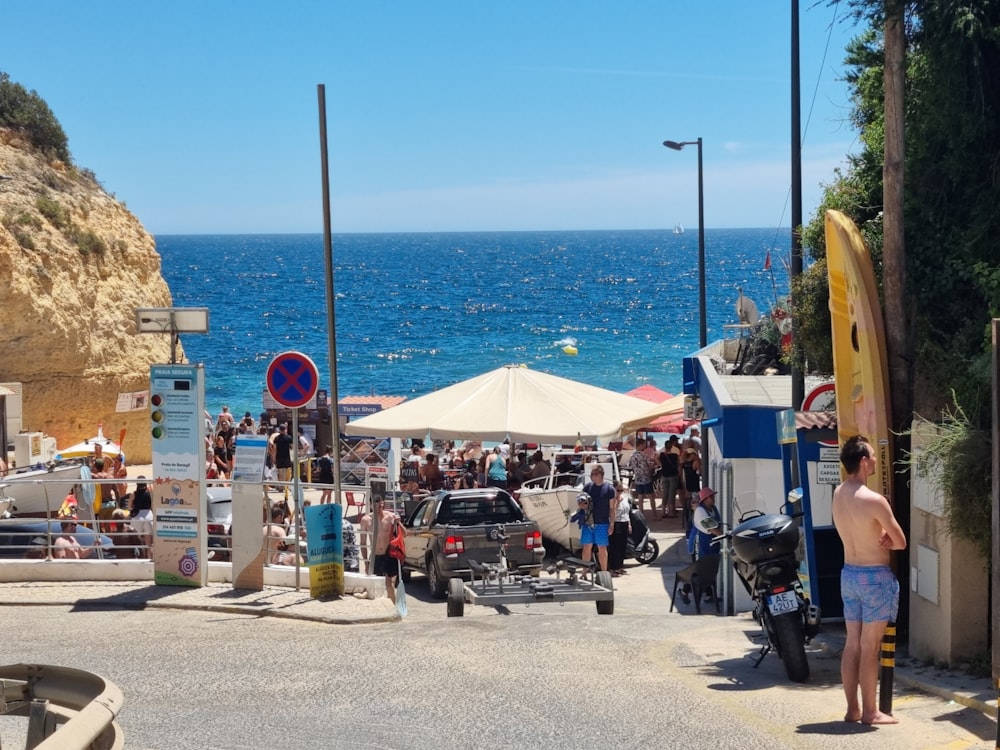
left=152, top=226, right=795, bottom=237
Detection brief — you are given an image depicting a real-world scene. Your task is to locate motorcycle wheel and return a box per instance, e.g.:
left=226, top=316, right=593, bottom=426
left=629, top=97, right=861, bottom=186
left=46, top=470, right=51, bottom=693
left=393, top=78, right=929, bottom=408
left=772, top=611, right=810, bottom=683
left=634, top=539, right=659, bottom=565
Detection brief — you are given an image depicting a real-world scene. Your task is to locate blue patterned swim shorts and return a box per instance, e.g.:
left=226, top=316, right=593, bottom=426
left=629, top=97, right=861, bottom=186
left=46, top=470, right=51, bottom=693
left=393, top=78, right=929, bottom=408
left=841, top=564, right=899, bottom=623
left=580, top=523, right=609, bottom=547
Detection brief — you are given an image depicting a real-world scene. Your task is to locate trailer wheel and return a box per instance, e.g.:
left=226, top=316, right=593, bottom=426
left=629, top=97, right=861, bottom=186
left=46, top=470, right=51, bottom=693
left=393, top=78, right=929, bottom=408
left=447, top=577, right=465, bottom=618
left=595, top=570, right=614, bottom=615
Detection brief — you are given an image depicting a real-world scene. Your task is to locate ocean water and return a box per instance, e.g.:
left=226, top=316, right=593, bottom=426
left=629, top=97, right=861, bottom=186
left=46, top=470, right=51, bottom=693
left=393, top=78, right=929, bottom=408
left=156, top=229, right=790, bottom=416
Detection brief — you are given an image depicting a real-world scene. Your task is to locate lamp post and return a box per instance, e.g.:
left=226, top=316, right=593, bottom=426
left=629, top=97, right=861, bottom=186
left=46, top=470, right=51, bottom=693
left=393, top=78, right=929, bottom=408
left=663, top=138, right=706, bottom=348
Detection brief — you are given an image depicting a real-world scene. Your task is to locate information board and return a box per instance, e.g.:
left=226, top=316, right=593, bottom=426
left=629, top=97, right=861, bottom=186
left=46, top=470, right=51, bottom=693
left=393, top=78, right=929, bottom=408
left=305, top=503, right=345, bottom=597
left=149, top=364, right=206, bottom=587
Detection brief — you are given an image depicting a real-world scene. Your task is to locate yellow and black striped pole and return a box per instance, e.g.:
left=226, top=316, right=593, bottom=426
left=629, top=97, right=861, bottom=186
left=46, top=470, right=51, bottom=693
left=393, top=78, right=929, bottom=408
left=878, top=620, right=897, bottom=715
left=995, top=676, right=1000, bottom=750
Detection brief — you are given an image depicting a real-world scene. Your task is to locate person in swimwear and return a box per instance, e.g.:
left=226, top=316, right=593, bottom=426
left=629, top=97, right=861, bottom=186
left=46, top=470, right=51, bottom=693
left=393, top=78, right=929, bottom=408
left=832, top=435, right=907, bottom=725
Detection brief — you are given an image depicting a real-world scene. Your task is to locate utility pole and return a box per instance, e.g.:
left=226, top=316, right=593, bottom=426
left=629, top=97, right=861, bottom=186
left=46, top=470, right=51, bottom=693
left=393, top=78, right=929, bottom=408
left=882, top=0, right=911, bottom=630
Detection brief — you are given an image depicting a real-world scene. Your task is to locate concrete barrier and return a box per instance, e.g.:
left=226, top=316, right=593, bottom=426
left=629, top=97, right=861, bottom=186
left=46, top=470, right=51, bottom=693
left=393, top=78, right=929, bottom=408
left=0, top=663, right=124, bottom=750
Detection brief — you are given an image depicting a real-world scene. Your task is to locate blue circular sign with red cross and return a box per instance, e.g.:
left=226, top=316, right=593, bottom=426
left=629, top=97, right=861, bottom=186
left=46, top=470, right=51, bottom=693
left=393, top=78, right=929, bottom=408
left=266, top=351, right=320, bottom=408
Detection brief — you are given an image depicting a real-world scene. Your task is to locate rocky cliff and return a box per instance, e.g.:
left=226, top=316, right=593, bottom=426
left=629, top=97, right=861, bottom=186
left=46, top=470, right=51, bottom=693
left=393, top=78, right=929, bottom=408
left=0, top=129, right=180, bottom=464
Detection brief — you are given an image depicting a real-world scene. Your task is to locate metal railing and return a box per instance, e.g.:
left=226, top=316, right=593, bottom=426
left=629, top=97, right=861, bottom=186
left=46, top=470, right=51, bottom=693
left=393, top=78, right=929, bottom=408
left=0, top=474, right=381, bottom=566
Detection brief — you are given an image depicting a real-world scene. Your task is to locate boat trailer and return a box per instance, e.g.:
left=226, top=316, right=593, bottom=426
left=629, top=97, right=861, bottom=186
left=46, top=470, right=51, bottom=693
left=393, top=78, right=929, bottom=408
left=447, top=552, right=615, bottom=617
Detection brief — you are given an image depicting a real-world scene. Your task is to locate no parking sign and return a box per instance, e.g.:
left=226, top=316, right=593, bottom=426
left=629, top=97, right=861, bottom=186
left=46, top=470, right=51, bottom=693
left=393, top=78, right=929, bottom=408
left=266, top=352, right=320, bottom=409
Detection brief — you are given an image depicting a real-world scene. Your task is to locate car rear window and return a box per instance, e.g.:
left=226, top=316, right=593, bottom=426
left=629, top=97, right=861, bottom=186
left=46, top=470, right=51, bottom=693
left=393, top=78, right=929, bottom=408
left=436, top=495, right=523, bottom=525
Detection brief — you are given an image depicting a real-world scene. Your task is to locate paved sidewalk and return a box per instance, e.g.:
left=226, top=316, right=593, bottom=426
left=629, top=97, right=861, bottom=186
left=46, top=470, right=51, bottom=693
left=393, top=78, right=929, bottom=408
left=0, top=580, right=399, bottom=625
left=644, top=512, right=998, bottom=723
left=812, top=623, right=997, bottom=719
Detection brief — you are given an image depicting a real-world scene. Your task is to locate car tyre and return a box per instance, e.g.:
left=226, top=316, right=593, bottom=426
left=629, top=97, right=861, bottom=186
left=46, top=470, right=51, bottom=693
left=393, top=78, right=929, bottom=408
left=427, top=556, right=448, bottom=599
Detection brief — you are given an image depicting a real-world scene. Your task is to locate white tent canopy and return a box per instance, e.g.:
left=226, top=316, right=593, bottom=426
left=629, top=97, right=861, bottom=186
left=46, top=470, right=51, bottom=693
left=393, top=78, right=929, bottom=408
left=342, top=364, right=653, bottom=444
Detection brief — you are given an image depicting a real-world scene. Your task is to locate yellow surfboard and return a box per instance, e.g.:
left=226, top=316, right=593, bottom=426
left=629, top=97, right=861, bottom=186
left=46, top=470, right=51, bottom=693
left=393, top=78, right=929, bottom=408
left=824, top=210, right=894, bottom=504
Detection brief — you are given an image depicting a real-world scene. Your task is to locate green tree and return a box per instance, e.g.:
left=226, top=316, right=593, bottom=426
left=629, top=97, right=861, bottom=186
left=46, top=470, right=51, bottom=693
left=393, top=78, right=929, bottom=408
left=795, top=1, right=999, bottom=566
left=0, top=72, right=71, bottom=162
left=799, top=2, right=1000, bottom=422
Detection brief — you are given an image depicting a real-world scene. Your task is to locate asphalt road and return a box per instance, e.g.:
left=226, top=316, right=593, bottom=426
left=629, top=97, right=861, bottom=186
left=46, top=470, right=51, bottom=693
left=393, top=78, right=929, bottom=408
left=1, top=535, right=995, bottom=750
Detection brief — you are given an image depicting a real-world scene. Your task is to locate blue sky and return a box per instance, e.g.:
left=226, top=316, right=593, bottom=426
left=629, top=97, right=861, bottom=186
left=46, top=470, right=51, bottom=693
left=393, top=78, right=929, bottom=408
left=4, top=1, right=861, bottom=234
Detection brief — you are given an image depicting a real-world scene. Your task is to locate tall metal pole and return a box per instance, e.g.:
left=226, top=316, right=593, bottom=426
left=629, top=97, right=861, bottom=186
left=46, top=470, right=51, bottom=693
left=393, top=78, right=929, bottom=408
left=790, top=0, right=804, bottom=413
left=317, top=84, right=343, bottom=516
left=991, top=318, right=999, bottom=748
left=664, top=138, right=707, bottom=348
left=696, top=137, right=706, bottom=349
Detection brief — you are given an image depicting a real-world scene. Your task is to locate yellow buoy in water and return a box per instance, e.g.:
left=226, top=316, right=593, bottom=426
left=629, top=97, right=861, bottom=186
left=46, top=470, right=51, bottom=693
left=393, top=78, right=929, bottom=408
left=562, top=345, right=578, bottom=356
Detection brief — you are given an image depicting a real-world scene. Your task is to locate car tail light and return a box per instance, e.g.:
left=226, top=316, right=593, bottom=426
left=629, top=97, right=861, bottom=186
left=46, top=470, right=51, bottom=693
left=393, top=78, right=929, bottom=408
left=524, top=530, right=542, bottom=550
left=207, top=523, right=225, bottom=535
left=443, top=535, right=465, bottom=554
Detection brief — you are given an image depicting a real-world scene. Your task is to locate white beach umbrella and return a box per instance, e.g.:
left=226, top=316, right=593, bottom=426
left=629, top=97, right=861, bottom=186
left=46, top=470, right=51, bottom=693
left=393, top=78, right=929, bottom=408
left=342, top=364, right=652, bottom=445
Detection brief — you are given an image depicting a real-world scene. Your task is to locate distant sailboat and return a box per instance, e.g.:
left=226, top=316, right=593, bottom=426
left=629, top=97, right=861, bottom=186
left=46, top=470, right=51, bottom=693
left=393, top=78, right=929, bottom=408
left=673, top=224, right=684, bottom=235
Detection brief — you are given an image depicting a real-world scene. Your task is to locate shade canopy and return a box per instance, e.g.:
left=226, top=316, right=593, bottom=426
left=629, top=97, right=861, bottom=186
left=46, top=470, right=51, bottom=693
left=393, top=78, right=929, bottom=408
left=342, top=364, right=653, bottom=444
left=624, top=384, right=690, bottom=432
left=616, top=394, right=689, bottom=436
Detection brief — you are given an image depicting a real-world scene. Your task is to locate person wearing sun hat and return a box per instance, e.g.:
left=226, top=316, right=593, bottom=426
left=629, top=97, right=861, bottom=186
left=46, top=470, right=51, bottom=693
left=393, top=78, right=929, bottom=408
left=678, top=486, right=724, bottom=603
left=689, top=487, right=723, bottom=560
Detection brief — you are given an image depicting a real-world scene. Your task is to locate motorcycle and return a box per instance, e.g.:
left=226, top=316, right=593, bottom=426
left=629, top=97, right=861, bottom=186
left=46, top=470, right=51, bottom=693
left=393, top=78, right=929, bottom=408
left=625, top=503, right=659, bottom=564
left=712, top=506, right=820, bottom=683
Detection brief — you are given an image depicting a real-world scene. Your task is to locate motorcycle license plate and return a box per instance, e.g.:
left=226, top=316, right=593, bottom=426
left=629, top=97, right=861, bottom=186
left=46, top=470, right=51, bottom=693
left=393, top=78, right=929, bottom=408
left=767, top=590, right=798, bottom=615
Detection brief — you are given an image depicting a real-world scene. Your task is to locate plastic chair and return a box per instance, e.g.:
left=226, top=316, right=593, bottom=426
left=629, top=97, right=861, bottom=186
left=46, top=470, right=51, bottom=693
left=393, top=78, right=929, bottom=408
left=670, top=554, right=721, bottom=614
left=345, top=491, right=367, bottom=521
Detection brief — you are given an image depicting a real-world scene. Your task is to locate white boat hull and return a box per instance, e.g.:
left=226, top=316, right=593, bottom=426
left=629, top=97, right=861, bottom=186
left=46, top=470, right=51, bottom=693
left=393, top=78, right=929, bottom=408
left=517, top=485, right=584, bottom=552
left=1, top=464, right=86, bottom=518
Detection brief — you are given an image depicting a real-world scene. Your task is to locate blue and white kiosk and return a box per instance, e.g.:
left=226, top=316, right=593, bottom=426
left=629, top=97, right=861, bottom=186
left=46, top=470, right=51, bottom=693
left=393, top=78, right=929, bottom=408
left=682, top=351, right=844, bottom=619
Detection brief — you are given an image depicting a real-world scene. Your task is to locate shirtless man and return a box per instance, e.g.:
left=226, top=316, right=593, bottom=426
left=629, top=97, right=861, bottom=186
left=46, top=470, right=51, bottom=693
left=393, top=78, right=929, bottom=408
left=111, top=454, right=129, bottom=507
left=359, top=497, right=401, bottom=603
left=53, top=516, right=95, bottom=559
left=91, top=457, right=115, bottom=519
left=263, top=504, right=296, bottom=565
left=832, top=435, right=907, bottom=725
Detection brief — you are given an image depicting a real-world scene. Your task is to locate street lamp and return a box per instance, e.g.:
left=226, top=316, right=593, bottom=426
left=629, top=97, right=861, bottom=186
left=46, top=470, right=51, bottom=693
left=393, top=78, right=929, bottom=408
left=663, top=138, right=706, bottom=348
left=135, top=307, right=210, bottom=364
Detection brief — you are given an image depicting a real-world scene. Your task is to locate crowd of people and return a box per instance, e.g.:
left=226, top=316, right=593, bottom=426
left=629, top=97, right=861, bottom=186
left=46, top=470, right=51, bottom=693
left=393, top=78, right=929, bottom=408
left=622, top=428, right=703, bottom=524
left=204, top=407, right=316, bottom=484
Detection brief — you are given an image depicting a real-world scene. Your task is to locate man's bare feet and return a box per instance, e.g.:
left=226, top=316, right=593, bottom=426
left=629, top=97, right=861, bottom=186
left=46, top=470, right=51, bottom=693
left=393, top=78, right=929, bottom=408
left=844, top=711, right=861, bottom=723
left=861, top=711, right=898, bottom=725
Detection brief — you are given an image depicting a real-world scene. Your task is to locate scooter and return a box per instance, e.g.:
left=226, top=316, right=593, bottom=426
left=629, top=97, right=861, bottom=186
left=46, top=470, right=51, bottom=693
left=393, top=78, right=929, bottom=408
left=625, top=504, right=659, bottom=564
left=712, top=506, right=820, bottom=683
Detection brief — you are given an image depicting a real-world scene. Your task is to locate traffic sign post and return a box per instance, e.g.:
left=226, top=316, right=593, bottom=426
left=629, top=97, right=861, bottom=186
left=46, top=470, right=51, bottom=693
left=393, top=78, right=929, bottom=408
left=266, top=352, right=320, bottom=592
